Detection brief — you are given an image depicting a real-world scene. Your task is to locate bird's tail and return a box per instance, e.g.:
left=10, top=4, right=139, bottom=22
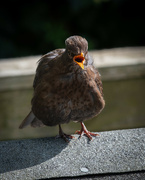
left=19, top=111, right=35, bottom=129
left=19, top=111, right=44, bottom=129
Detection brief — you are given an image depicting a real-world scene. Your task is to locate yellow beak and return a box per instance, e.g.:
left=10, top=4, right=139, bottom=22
left=73, top=53, right=85, bottom=69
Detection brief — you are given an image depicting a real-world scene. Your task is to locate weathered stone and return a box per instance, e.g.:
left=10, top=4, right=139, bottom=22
left=0, top=128, right=145, bottom=179
left=0, top=47, right=145, bottom=91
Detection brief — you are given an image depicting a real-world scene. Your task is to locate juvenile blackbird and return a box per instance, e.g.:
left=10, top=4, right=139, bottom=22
left=19, top=35, right=105, bottom=142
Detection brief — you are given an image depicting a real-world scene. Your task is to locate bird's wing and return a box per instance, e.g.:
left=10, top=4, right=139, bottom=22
left=95, top=70, right=104, bottom=96
left=33, top=49, right=65, bottom=89
left=86, top=52, right=103, bottom=96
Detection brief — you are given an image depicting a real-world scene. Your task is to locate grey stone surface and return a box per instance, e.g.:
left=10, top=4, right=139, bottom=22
left=50, top=171, right=145, bottom=180
left=0, top=128, right=145, bottom=180
left=1, top=47, right=145, bottom=91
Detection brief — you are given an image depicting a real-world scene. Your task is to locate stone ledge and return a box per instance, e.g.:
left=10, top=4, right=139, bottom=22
left=0, top=47, right=145, bottom=90
left=0, top=47, right=145, bottom=78
left=0, top=128, right=145, bottom=179
left=49, top=171, right=145, bottom=179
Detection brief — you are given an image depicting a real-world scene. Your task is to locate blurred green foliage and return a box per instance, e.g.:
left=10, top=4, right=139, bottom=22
left=0, top=0, right=145, bottom=58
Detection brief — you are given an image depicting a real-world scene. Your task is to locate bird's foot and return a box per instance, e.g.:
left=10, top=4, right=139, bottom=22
left=75, top=122, right=99, bottom=140
left=59, top=125, right=75, bottom=143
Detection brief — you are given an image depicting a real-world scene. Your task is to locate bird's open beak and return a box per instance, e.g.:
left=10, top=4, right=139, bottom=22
left=73, top=53, right=85, bottom=69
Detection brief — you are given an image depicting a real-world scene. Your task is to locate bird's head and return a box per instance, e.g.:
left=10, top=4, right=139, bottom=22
left=65, top=36, right=88, bottom=69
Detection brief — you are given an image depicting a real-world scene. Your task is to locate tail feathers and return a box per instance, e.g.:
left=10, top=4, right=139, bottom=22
left=31, top=117, right=44, bottom=127
left=19, top=111, right=35, bottom=129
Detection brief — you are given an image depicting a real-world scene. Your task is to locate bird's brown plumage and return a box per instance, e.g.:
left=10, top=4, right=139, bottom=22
left=19, top=35, right=105, bottom=141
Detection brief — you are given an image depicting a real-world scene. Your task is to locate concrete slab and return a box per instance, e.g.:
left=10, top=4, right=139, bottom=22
left=0, top=128, right=145, bottom=179
left=0, top=47, right=145, bottom=78
left=1, top=47, right=145, bottom=91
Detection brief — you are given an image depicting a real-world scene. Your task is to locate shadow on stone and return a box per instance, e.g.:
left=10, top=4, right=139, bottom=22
left=0, top=128, right=145, bottom=179
left=0, top=137, right=67, bottom=173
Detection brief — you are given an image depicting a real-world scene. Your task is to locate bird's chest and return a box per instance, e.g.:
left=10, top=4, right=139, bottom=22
left=53, top=71, right=97, bottom=110
left=33, top=70, right=101, bottom=123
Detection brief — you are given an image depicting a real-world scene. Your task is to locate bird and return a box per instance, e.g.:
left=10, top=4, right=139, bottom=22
left=19, top=35, right=105, bottom=142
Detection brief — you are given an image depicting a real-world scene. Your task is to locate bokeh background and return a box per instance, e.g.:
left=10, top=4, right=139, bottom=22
left=0, top=0, right=145, bottom=59
left=0, top=0, right=145, bottom=140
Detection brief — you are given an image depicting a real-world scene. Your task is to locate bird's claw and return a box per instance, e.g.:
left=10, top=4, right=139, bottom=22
left=60, top=133, right=76, bottom=143
left=59, top=125, right=76, bottom=142
left=75, top=122, right=99, bottom=140
left=76, top=130, right=99, bottom=140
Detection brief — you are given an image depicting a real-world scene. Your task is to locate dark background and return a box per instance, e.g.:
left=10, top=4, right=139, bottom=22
left=0, top=0, right=145, bottom=59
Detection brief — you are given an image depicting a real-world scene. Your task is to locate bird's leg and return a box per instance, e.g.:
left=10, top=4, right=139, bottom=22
left=76, top=122, right=99, bottom=140
left=58, top=124, right=75, bottom=142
